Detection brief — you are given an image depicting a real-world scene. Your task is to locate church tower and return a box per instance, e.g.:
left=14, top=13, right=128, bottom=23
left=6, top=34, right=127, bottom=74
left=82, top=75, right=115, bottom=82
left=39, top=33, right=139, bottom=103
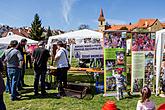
left=98, top=8, right=106, bottom=31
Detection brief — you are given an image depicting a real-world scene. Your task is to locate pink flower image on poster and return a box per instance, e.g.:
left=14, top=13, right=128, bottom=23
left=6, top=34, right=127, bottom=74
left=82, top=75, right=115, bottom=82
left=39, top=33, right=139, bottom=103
left=132, top=33, right=155, bottom=51
left=104, top=32, right=126, bottom=48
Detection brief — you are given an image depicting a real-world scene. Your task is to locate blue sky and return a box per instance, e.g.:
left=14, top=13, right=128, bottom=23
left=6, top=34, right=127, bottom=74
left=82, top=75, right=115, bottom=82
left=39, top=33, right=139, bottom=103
left=0, top=0, right=165, bottom=31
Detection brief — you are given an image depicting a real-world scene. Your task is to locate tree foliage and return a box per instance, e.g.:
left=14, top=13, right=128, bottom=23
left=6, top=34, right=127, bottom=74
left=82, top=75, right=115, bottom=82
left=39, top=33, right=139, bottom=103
left=46, top=26, right=52, bottom=40
left=30, top=13, right=44, bottom=41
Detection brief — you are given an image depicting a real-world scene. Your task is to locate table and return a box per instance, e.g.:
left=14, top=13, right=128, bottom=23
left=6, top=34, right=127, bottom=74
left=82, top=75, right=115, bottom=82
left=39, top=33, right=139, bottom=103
left=46, top=66, right=104, bottom=93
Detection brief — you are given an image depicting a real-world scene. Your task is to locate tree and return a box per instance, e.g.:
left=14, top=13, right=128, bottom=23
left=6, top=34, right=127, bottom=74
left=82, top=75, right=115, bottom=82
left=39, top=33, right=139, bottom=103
left=78, top=24, right=89, bottom=30
left=30, top=13, right=44, bottom=41
left=46, top=26, right=52, bottom=40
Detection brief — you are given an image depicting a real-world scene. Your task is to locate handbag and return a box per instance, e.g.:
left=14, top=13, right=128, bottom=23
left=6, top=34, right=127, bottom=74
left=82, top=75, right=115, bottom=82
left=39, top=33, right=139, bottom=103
left=62, top=49, right=70, bottom=70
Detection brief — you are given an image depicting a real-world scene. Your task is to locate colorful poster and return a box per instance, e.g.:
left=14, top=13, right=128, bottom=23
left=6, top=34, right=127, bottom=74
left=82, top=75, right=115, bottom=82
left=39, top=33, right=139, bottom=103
left=103, top=31, right=127, bottom=95
left=132, top=51, right=145, bottom=92
left=131, top=32, right=156, bottom=93
left=73, top=44, right=103, bottom=59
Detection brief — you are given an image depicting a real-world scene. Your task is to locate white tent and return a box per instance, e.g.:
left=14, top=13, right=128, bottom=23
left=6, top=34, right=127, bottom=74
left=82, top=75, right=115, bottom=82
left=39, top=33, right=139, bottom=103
left=155, top=29, right=165, bottom=95
left=47, top=29, right=103, bottom=64
left=0, top=35, right=38, bottom=45
left=47, top=29, right=103, bottom=49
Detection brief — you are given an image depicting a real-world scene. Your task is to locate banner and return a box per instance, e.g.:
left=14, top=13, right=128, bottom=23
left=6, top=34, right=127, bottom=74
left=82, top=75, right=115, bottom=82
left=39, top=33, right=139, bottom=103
left=131, top=32, right=156, bottom=93
left=103, top=31, right=127, bottom=95
left=73, top=44, right=103, bottom=59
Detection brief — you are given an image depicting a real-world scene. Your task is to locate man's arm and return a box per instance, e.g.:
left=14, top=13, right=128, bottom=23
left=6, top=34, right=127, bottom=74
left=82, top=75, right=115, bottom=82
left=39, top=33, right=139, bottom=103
left=54, top=50, right=61, bottom=61
left=17, top=51, right=23, bottom=68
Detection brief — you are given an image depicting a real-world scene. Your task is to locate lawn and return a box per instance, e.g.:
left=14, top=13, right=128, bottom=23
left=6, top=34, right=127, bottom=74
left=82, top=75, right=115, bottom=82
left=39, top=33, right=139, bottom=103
left=3, top=69, right=165, bottom=110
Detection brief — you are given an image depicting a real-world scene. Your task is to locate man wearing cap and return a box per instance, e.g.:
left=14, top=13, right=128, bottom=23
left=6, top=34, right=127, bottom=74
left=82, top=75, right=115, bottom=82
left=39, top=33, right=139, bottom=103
left=4, top=40, right=23, bottom=101
left=54, top=41, right=69, bottom=97
left=32, top=41, right=50, bottom=96
left=16, top=39, right=27, bottom=88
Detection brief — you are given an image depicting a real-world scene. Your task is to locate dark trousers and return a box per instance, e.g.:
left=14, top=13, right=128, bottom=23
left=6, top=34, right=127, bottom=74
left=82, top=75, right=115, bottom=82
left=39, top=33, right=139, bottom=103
left=56, top=68, right=68, bottom=94
left=34, top=68, right=46, bottom=94
left=26, top=55, right=32, bottom=69
left=20, top=63, right=25, bottom=86
left=0, top=94, right=6, bottom=110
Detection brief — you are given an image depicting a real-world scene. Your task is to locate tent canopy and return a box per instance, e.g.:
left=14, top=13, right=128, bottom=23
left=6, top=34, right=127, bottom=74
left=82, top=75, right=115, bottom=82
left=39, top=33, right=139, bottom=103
left=0, top=35, right=38, bottom=45
left=155, top=29, right=165, bottom=95
left=47, top=29, right=103, bottom=48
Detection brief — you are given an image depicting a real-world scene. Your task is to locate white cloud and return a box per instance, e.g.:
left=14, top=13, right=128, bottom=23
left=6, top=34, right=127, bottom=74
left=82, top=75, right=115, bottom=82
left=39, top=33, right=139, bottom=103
left=108, top=19, right=127, bottom=25
left=61, top=0, right=77, bottom=24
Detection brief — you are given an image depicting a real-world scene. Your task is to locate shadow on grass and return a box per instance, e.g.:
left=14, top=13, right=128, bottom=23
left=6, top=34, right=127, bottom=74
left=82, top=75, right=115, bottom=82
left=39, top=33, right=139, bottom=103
left=22, top=93, right=56, bottom=100
left=125, top=94, right=140, bottom=99
left=20, top=87, right=34, bottom=94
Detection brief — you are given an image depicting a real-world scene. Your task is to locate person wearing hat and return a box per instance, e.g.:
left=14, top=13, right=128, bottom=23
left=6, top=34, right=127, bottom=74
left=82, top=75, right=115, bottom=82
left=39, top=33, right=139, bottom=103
left=4, top=40, right=23, bottom=101
left=112, top=68, right=126, bottom=101
left=54, top=41, right=69, bottom=97
left=32, top=41, right=50, bottom=96
left=16, top=38, right=27, bottom=88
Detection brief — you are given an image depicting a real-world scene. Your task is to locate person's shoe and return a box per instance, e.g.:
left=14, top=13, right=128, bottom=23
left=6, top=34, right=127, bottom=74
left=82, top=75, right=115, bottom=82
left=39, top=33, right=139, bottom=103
left=18, top=87, right=25, bottom=91
left=22, top=84, right=29, bottom=87
left=11, top=96, right=21, bottom=101
left=34, top=92, right=40, bottom=96
left=41, top=91, right=48, bottom=96
left=60, top=92, right=66, bottom=97
left=55, top=93, right=61, bottom=99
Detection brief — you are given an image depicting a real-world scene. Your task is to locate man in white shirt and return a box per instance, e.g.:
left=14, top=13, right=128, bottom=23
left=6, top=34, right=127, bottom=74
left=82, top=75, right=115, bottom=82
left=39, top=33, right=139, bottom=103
left=54, top=41, right=69, bottom=98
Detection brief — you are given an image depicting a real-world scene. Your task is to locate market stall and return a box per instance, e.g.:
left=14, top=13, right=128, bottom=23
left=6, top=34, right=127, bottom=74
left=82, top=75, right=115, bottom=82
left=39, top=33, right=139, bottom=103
left=47, top=29, right=103, bottom=63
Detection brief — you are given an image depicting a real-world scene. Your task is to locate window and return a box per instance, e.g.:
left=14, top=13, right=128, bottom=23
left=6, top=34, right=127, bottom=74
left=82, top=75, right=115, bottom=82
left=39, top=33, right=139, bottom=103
left=101, top=21, right=103, bottom=25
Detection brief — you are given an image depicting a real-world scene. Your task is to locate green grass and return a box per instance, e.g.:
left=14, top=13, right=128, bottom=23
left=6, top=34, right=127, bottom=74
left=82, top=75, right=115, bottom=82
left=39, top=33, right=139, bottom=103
left=4, top=69, right=164, bottom=110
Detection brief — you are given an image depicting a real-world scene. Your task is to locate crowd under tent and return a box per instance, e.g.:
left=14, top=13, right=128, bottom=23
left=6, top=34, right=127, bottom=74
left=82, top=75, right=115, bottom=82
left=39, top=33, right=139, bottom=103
left=47, top=29, right=103, bottom=48
left=0, top=35, right=38, bottom=58
left=47, top=29, right=103, bottom=65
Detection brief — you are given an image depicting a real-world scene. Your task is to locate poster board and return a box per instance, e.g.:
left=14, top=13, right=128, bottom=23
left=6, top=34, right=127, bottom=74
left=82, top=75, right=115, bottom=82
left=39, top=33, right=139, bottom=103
left=103, top=30, right=127, bottom=96
left=73, top=44, right=103, bottom=59
left=131, top=32, right=156, bottom=93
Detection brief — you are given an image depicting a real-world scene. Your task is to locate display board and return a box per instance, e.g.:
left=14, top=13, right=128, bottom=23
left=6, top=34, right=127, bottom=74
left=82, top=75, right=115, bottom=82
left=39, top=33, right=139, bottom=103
left=73, top=44, right=103, bottom=59
left=131, top=32, right=156, bottom=93
left=103, top=31, right=127, bottom=95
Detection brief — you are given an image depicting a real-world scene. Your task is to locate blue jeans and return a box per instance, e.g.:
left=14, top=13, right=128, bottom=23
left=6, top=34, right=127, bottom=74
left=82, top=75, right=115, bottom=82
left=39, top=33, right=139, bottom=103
left=7, top=67, right=19, bottom=100
left=5, top=70, right=11, bottom=93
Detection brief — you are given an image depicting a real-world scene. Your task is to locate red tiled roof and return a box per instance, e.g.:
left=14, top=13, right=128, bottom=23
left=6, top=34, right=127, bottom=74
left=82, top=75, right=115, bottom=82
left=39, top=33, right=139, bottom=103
left=2, top=29, right=30, bottom=38
left=107, top=24, right=137, bottom=31
left=161, top=23, right=165, bottom=28
left=107, top=19, right=158, bottom=31
left=136, top=19, right=157, bottom=28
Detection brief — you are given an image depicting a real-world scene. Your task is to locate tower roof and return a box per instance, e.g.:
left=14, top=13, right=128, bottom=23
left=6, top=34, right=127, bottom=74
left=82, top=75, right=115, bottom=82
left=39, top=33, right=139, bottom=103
left=98, top=8, right=105, bottom=21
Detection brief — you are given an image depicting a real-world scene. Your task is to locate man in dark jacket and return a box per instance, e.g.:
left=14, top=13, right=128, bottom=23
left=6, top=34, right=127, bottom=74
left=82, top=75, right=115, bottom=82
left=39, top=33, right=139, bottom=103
left=32, top=41, right=50, bottom=96
left=16, top=39, right=27, bottom=88
left=0, top=59, right=6, bottom=109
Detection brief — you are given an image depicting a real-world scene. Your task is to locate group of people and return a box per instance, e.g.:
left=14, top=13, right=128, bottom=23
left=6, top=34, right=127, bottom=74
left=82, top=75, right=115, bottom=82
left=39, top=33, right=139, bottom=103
left=0, top=38, right=164, bottom=110
left=0, top=39, right=70, bottom=105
